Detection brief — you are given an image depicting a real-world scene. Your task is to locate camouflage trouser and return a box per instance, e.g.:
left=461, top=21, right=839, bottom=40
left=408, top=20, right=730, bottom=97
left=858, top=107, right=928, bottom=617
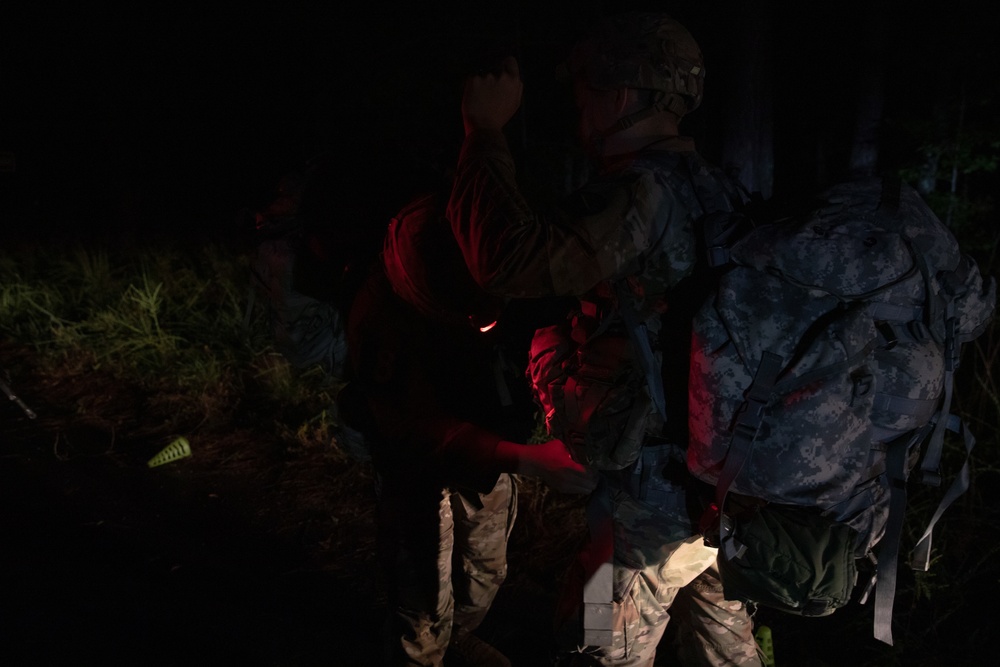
left=673, top=564, right=763, bottom=666
left=554, top=458, right=761, bottom=666
left=379, top=473, right=517, bottom=667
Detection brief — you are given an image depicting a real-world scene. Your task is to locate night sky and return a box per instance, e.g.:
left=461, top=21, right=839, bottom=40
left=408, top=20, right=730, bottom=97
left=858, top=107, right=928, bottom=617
left=3, top=1, right=999, bottom=244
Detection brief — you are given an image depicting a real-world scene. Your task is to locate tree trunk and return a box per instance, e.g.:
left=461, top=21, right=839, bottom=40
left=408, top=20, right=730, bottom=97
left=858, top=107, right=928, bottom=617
left=718, top=0, right=774, bottom=199
left=847, top=5, right=887, bottom=179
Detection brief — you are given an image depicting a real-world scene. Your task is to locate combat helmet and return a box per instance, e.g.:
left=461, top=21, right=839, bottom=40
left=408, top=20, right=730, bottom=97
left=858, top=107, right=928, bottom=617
left=564, top=11, right=705, bottom=126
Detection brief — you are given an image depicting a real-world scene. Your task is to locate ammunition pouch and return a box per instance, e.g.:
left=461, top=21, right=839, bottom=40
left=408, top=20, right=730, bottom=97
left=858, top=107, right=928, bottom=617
left=527, top=323, right=654, bottom=470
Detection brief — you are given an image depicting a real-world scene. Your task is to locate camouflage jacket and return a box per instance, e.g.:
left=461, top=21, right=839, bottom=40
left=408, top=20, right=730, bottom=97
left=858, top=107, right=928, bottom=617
left=446, top=129, right=740, bottom=320
left=447, top=129, right=744, bottom=450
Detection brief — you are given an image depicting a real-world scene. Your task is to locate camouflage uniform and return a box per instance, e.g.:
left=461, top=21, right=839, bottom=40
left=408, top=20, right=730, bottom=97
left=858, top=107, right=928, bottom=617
left=673, top=565, right=763, bottom=666
left=447, top=79, right=762, bottom=667
left=378, top=472, right=516, bottom=666
left=344, top=198, right=532, bottom=666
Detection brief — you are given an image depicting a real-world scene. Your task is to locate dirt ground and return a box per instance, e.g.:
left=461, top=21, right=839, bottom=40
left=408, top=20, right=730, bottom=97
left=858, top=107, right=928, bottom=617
left=0, top=339, right=589, bottom=666
left=2, top=337, right=993, bottom=666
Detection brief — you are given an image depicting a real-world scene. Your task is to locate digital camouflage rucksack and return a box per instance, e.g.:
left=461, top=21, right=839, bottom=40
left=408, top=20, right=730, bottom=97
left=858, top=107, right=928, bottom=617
left=687, top=176, right=996, bottom=644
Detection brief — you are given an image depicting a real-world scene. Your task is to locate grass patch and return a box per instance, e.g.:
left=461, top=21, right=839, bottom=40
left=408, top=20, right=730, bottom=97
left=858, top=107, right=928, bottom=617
left=0, top=237, right=341, bottom=452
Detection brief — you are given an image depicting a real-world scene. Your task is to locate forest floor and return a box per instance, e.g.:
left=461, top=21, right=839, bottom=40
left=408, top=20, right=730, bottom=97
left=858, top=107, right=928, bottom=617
left=1, top=336, right=993, bottom=667
left=0, top=336, right=585, bottom=666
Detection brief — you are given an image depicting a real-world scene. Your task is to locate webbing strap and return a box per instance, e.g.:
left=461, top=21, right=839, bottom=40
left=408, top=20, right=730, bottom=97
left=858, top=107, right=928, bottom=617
left=868, top=301, right=923, bottom=323
left=871, top=393, right=939, bottom=423
left=871, top=415, right=975, bottom=643
left=582, top=477, right=615, bottom=646
left=600, top=96, right=686, bottom=138
left=911, top=415, right=976, bottom=571
left=871, top=426, right=928, bottom=645
left=920, top=298, right=961, bottom=483
left=702, top=210, right=741, bottom=268
left=715, top=352, right=784, bottom=556
left=615, top=281, right=667, bottom=421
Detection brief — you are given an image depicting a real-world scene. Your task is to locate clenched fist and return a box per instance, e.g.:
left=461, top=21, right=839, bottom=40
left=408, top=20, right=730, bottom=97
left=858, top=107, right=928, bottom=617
left=461, top=55, right=524, bottom=136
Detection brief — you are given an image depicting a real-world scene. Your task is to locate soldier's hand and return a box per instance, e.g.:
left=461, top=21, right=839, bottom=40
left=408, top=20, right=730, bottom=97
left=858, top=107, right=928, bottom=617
left=462, top=55, right=523, bottom=136
left=519, top=438, right=599, bottom=495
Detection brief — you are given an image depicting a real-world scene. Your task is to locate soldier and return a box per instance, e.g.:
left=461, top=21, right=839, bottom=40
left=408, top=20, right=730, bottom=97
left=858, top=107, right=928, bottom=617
left=340, top=192, right=597, bottom=667
left=447, top=11, right=763, bottom=666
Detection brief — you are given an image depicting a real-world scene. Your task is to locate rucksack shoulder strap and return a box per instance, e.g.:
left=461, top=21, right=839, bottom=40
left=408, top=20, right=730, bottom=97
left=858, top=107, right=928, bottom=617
left=613, top=280, right=667, bottom=421
left=911, top=415, right=977, bottom=569
left=869, top=425, right=930, bottom=645
left=678, top=157, right=754, bottom=269
left=871, top=415, right=976, bottom=644
left=714, top=351, right=784, bottom=559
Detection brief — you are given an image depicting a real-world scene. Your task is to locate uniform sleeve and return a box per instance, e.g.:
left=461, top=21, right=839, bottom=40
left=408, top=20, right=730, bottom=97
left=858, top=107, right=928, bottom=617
left=447, top=129, right=684, bottom=298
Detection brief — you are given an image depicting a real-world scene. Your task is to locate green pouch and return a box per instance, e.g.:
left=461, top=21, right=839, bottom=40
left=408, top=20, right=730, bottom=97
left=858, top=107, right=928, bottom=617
left=716, top=497, right=859, bottom=617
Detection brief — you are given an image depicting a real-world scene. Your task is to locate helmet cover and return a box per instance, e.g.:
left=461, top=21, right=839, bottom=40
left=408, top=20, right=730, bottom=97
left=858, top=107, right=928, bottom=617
left=564, top=11, right=705, bottom=113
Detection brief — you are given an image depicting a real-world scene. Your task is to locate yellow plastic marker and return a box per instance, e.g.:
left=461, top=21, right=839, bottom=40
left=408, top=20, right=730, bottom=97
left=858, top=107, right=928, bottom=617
left=147, top=437, right=192, bottom=467
left=755, top=625, right=775, bottom=667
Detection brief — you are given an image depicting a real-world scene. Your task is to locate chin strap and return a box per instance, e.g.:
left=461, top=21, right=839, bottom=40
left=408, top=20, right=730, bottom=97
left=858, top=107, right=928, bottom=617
left=600, top=92, right=687, bottom=138
left=586, top=92, right=687, bottom=157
